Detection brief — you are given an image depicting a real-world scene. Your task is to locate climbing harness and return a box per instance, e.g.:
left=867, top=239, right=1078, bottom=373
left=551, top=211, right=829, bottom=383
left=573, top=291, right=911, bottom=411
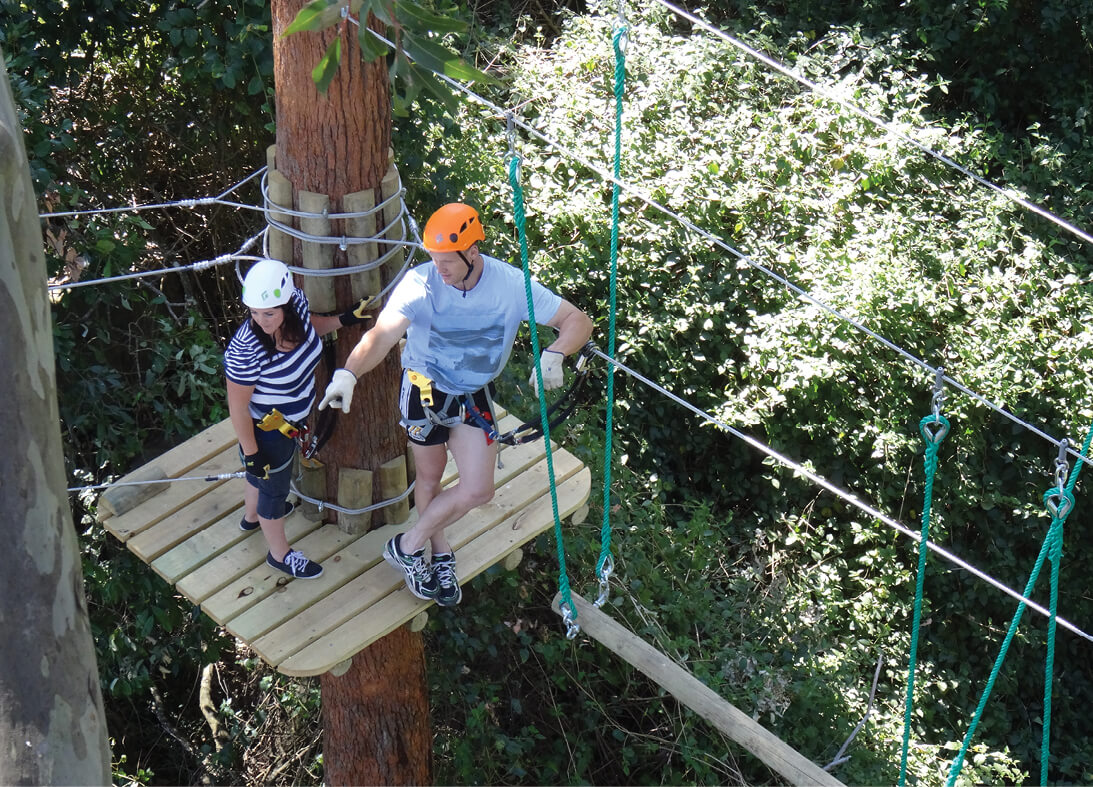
left=402, top=344, right=598, bottom=448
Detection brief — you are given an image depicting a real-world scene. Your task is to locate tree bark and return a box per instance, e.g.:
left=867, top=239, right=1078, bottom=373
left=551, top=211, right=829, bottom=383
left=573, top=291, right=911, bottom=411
left=270, top=4, right=431, bottom=783
left=321, top=628, right=432, bottom=785
left=0, top=48, right=112, bottom=786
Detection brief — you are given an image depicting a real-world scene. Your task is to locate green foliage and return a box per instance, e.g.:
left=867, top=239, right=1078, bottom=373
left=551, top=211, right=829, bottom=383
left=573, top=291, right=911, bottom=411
left=8, top=0, right=1093, bottom=782
left=284, top=0, right=495, bottom=113
left=413, top=2, right=1093, bottom=784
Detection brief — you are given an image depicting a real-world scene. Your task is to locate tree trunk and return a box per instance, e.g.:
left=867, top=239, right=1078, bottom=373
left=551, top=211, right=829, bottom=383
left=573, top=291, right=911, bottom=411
left=270, top=4, right=431, bottom=783
left=0, top=49, right=112, bottom=786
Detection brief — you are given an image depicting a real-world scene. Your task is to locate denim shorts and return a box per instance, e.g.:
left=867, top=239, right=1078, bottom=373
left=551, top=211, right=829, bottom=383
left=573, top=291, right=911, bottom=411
left=242, top=426, right=296, bottom=520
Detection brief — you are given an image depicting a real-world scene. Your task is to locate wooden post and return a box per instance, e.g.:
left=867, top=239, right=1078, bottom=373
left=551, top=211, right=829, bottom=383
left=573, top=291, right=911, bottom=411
left=377, top=454, right=410, bottom=525
left=553, top=593, right=845, bottom=787
left=270, top=2, right=429, bottom=783
left=337, top=467, right=374, bottom=535
left=265, top=146, right=294, bottom=266
left=343, top=188, right=381, bottom=301
left=298, top=190, right=335, bottom=313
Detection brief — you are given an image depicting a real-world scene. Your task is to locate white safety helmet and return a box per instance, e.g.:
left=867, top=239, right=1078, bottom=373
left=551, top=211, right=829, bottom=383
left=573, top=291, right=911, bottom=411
left=242, top=259, right=295, bottom=308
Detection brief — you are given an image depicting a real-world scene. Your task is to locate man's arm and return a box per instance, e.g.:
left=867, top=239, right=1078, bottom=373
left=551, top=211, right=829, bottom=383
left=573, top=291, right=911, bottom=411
left=342, top=309, right=411, bottom=378
left=319, top=309, right=411, bottom=413
left=543, top=299, right=594, bottom=356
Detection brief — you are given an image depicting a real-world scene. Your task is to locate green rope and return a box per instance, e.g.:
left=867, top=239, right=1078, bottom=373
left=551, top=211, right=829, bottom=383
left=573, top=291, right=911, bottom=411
left=946, top=424, right=1092, bottom=786
left=597, top=21, right=627, bottom=590
left=899, top=413, right=950, bottom=786
left=1040, top=425, right=1092, bottom=784
left=507, top=154, right=575, bottom=633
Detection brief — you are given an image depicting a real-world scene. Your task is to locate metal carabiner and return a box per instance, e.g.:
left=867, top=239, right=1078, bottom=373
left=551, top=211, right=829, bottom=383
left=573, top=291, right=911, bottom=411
left=594, top=554, right=614, bottom=608
left=559, top=601, right=580, bottom=639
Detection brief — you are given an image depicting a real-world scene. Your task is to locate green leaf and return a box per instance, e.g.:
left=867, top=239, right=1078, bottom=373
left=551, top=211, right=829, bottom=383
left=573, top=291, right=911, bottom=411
left=357, top=25, right=390, bottom=62
left=312, top=36, right=343, bottom=93
left=393, top=0, right=466, bottom=34
left=357, top=0, right=395, bottom=27
left=283, top=0, right=342, bottom=37
left=410, top=61, right=460, bottom=116
left=403, top=30, right=494, bottom=84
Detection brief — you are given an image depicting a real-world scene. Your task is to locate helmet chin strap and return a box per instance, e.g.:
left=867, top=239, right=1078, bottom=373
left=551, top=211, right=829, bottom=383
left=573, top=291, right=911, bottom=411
left=457, top=249, right=475, bottom=297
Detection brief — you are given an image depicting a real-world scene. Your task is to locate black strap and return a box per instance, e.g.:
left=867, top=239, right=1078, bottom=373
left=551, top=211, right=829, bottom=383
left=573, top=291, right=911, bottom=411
left=301, top=338, right=340, bottom=463
left=496, top=341, right=598, bottom=446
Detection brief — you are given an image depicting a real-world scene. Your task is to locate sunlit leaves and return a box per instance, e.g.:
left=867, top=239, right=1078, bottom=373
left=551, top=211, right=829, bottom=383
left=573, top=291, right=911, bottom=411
left=284, top=0, right=493, bottom=109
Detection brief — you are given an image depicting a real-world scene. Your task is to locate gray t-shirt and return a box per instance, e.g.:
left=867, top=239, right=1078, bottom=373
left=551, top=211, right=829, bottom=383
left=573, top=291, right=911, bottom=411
left=383, top=254, right=562, bottom=394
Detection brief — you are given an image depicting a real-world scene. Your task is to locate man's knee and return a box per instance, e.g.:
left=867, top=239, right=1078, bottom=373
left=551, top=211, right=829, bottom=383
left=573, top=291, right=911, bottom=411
left=461, top=482, right=494, bottom=508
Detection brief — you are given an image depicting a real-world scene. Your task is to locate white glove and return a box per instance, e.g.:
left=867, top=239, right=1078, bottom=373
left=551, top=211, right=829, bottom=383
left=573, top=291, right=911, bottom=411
left=530, top=350, right=565, bottom=397
left=319, top=368, right=358, bottom=413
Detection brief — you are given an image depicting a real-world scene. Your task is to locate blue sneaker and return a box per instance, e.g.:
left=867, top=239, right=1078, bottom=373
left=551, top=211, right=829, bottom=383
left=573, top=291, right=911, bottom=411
left=431, top=552, right=462, bottom=607
left=383, top=534, right=438, bottom=600
left=266, top=548, right=323, bottom=579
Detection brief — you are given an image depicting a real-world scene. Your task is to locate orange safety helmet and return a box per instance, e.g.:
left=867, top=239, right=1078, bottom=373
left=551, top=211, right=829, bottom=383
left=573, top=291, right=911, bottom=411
left=422, top=203, right=486, bottom=253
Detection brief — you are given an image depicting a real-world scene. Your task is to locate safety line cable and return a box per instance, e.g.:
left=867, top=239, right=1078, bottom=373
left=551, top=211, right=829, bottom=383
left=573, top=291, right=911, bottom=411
left=49, top=232, right=265, bottom=292
left=40, top=167, right=268, bottom=219
left=67, top=471, right=247, bottom=492
left=946, top=424, right=1092, bottom=786
left=50, top=182, right=418, bottom=290
left=650, top=0, right=1093, bottom=250
left=399, top=47, right=1093, bottom=474
left=589, top=346, right=1093, bottom=644
left=289, top=478, right=416, bottom=516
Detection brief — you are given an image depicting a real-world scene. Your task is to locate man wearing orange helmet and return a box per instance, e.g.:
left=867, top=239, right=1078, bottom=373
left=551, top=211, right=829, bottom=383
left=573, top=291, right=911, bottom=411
left=319, top=202, right=593, bottom=605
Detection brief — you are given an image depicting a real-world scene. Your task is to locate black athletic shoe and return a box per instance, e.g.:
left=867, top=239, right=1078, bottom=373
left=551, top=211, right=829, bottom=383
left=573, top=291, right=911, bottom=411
left=383, top=534, right=438, bottom=600
left=431, top=552, right=462, bottom=606
left=240, top=501, right=295, bottom=531
left=266, top=548, right=323, bottom=579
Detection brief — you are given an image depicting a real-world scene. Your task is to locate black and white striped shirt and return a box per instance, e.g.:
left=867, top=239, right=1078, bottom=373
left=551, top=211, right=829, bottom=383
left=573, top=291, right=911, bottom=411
left=224, top=291, right=322, bottom=423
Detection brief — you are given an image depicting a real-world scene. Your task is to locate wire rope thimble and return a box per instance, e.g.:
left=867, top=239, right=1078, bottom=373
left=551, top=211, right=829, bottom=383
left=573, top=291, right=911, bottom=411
left=594, top=554, right=614, bottom=608
left=559, top=600, right=580, bottom=639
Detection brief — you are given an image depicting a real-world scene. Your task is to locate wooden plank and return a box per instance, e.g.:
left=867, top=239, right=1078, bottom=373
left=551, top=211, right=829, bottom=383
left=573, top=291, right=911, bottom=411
left=278, top=466, right=591, bottom=676
left=245, top=448, right=581, bottom=666
left=127, top=479, right=245, bottom=562
left=150, top=506, right=253, bottom=584
left=98, top=420, right=237, bottom=521
left=174, top=514, right=322, bottom=606
left=552, top=592, right=844, bottom=787
left=198, top=523, right=358, bottom=624
left=104, top=446, right=240, bottom=542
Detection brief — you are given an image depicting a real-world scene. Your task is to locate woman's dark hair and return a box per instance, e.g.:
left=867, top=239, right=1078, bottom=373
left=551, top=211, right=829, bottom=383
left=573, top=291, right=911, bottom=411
left=249, top=298, right=307, bottom=354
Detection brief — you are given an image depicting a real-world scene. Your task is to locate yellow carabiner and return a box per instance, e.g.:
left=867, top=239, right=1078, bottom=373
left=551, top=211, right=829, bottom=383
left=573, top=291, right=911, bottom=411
left=257, top=409, right=300, bottom=439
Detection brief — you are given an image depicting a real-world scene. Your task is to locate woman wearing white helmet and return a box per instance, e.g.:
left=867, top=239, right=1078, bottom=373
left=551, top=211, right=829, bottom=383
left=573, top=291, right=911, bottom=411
left=224, top=259, right=369, bottom=579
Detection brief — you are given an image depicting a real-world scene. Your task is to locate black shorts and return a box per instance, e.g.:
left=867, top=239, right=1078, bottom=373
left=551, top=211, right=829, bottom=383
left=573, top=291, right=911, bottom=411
left=398, top=372, right=497, bottom=446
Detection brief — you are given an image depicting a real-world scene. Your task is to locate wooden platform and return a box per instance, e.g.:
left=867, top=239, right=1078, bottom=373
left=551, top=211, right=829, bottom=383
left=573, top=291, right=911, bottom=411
left=98, top=412, right=591, bottom=677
